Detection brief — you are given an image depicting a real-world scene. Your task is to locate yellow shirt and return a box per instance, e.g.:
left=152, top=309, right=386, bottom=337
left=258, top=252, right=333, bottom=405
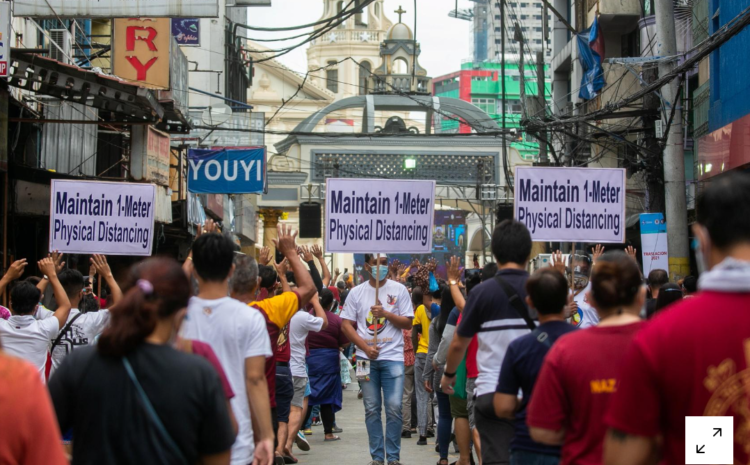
left=413, top=304, right=430, bottom=354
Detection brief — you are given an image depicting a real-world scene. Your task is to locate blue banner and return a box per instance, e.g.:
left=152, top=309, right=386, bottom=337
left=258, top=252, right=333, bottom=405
left=188, top=148, right=267, bottom=194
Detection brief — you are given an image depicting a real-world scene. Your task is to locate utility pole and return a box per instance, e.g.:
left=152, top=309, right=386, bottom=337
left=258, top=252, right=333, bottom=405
left=536, top=51, right=548, bottom=164
left=655, top=0, right=689, bottom=280
left=515, top=23, right=526, bottom=113
left=500, top=0, right=510, bottom=191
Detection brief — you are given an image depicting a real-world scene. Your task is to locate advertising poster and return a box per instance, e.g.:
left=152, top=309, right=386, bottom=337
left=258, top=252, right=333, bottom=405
left=640, top=213, right=669, bottom=277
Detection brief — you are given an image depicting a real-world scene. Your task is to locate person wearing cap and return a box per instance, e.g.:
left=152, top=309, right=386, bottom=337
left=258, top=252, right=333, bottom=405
left=341, top=253, right=414, bottom=465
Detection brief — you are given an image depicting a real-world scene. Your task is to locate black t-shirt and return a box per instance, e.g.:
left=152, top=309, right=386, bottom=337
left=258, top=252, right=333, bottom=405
left=49, top=343, right=235, bottom=465
left=496, top=320, right=577, bottom=455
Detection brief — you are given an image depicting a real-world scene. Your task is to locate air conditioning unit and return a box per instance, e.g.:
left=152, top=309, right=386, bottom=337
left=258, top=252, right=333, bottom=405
left=48, top=29, right=72, bottom=64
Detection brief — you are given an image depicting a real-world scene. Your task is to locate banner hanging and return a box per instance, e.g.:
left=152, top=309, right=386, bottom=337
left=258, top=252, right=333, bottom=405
left=639, top=213, right=669, bottom=277
left=514, top=166, right=626, bottom=243
left=49, top=180, right=156, bottom=256
left=325, top=178, right=436, bottom=253
left=187, top=147, right=267, bottom=194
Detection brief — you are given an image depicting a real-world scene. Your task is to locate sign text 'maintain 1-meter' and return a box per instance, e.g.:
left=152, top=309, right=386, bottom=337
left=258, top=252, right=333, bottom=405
left=50, top=180, right=156, bottom=256
left=514, top=166, right=627, bottom=243
left=326, top=179, right=436, bottom=253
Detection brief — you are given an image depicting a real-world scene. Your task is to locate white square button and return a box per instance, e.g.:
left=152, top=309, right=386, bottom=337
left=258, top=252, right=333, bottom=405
left=685, top=416, right=734, bottom=464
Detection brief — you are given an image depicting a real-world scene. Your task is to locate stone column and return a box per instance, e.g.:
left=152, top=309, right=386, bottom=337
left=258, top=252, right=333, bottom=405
left=260, top=209, right=284, bottom=254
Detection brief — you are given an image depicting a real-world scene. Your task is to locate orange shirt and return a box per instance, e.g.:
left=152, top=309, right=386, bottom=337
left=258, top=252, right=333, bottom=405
left=0, top=352, right=68, bottom=465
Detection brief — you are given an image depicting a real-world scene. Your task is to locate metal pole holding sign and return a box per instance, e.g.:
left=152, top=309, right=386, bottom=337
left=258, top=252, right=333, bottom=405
left=374, top=253, right=380, bottom=346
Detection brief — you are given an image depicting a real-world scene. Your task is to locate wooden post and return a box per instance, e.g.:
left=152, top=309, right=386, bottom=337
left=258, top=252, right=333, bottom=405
left=373, top=253, right=380, bottom=345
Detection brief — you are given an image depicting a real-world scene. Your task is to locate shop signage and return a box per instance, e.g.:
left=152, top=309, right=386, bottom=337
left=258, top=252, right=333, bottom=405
left=172, top=19, right=200, bottom=46
left=188, top=148, right=267, bottom=194
left=113, top=18, right=171, bottom=89
left=14, top=0, right=219, bottom=18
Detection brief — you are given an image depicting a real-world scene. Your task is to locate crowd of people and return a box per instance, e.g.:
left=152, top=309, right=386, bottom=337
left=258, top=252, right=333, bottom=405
left=0, top=172, right=749, bottom=465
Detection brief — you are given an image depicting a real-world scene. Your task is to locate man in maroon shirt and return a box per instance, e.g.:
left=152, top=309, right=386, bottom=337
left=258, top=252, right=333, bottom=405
left=604, top=173, right=750, bottom=465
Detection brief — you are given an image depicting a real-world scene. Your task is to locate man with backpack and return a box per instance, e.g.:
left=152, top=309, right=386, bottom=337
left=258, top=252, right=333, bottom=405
left=441, top=220, right=535, bottom=465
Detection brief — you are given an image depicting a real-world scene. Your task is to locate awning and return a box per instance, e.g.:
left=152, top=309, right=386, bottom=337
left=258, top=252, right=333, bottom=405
left=8, top=51, right=165, bottom=123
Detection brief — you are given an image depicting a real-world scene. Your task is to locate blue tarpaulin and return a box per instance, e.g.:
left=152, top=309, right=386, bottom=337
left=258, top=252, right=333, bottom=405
left=578, top=16, right=606, bottom=100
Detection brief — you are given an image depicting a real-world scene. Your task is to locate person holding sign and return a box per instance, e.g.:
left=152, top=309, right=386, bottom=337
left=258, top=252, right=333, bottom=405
left=340, top=253, right=414, bottom=465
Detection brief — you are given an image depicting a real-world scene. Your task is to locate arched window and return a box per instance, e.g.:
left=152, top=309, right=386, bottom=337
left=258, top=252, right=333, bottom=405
left=393, top=57, right=409, bottom=74
left=359, top=61, right=372, bottom=95
left=374, top=2, right=379, bottom=16
left=336, top=1, right=343, bottom=14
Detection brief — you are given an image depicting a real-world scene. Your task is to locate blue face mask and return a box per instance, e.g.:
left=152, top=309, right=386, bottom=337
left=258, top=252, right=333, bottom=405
left=372, top=264, right=389, bottom=281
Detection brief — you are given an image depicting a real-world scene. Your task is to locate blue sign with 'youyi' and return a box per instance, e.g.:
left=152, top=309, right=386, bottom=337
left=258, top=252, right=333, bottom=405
left=188, top=148, right=267, bottom=194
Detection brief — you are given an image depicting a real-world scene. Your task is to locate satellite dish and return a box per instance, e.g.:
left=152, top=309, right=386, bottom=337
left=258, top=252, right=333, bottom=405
left=201, top=103, right=232, bottom=126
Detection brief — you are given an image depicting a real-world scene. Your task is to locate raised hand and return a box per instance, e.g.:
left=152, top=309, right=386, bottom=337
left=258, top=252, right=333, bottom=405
left=625, top=245, right=637, bottom=261
left=311, top=244, right=324, bottom=259
left=50, top=250, right=65, bottom=274
left=591, top=244, right=605, bottom=264
left=299, top=245, right=314, bottom=262
left=90, top=254, right=113, bottom=279
left=447, top=256, right=463, bottom=283
left=272, top=223, right=298, bottom=258
left=550, top=250, right=567, bottom=276
left=38, top=257, right=57, bottom=279
left=425, top=258, right=438, bottom=273
left=4, top=259, right=27, bottom=281
left=258, top=246, right=272, bottom=266
left=389, top=259, right=401, bottom=277
left=275, top=258, right=289, bottom=276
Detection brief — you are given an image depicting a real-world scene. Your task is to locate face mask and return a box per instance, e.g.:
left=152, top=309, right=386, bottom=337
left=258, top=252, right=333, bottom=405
left=693, top=236, right=709, bottom=275
left=374, top=264, right=389, bottom=281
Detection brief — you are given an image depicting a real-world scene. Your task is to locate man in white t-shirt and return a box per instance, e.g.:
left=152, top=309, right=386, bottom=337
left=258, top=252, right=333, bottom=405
left=182, top=228, right=275, bottom=465
left=341, top=253, right=413, bottom=465
left=285, top=297, right=327, bottom=456
left=0, top=257, right=71, bottom=381
left=37, top=255, right=123, bottom=374
left=571, top=253, right=600, bottom=329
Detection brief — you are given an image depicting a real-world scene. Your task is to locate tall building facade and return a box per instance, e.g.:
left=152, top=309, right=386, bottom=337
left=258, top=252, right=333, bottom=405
left=471, top=0, right=552, bottom=64
left=433, top=61, right=551, bottom=160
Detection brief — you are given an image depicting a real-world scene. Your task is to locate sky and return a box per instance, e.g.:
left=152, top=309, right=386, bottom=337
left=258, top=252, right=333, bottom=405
left=246, top=0, right=474, bottom=78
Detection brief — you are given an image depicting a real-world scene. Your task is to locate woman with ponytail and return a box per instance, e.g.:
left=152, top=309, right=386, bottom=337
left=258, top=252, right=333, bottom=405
left=526, top=251, right=645, bottom=465
left=48, top=258, right=236, bottom=465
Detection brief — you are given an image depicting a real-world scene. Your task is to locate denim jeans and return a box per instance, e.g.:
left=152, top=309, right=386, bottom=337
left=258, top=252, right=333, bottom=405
left=361, top=360, right=405, bottom=463
left=414, top=353, right=429, bottom=436
left=401, top=364, right=414, bottom=432
left=435, top=392, right=452, bottom=460
left=509, top=450, right=560, bottom=465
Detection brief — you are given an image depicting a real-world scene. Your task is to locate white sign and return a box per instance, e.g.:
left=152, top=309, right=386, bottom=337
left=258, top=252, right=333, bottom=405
left=50, top=180, right=156, bottom=256
left=639, top=213, right=669, bottom=277
left=514, top=166, right=626, bottom=243
left=14, top=0, right=219, bottom=18
left=325, top=178, right=436, bottom=253
left=0, top=2, right=9, bottom=78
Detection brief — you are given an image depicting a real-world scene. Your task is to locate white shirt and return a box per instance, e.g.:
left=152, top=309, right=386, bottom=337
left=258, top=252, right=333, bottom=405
left=0, top=314, right=59, bottom=381
left=37, top=308, right=111, bottom=373
left=573, top=283, right=600, bottom=328
left=340, top=279, right=413, bottom=362
left=181, top=296, right=272, bottom=465
left=289, top=310, right=324, bottom=377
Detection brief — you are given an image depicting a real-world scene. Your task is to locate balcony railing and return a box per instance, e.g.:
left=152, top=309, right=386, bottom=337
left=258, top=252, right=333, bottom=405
left=312, top=29, right=384, bottom=45
left=369, top=74, right=432, bottom=95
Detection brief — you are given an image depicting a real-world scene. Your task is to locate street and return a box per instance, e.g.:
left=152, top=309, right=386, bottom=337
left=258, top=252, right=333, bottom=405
left=296, top=386, right=457, bottom=465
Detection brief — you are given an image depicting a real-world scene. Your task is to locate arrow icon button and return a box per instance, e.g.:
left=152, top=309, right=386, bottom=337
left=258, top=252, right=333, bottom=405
left=713, top=428, right=722, bottom=437
left=696, top=445, right=706, bottom=454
